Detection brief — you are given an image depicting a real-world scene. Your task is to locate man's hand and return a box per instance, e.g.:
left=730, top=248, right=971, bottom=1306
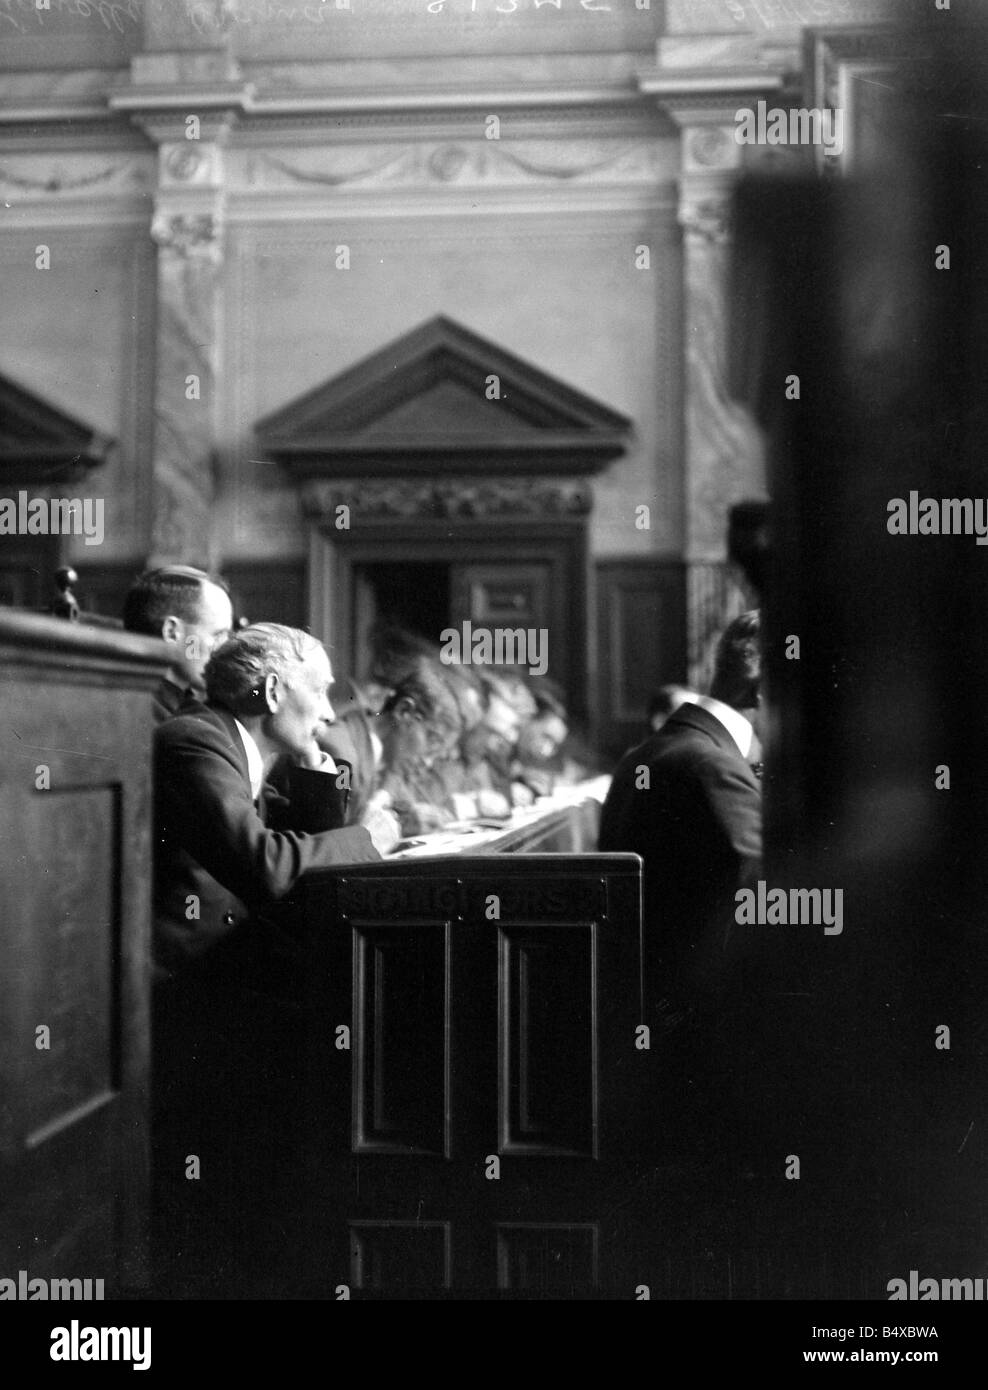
left=360, top=803, right=402, bottom=856
left=298, top=742, right=339, bottom=773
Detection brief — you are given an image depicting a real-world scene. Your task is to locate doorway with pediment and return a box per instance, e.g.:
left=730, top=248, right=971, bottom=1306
left=255, top=315, right=632, bottom=727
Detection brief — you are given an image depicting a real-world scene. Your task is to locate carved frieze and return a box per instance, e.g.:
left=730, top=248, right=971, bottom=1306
left=301, top=478, right=593, bottom=521
left=245, top=139, right=662, bottom=192
left=0, top=159, right=149, bottom=198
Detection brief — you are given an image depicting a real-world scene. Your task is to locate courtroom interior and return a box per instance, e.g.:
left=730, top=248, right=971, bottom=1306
left=1, top=0, right=986, bottom=1302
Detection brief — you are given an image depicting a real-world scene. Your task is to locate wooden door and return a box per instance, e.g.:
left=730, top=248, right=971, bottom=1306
left=449, top=562, right=552, bottom=638
left=298, top=853, right=645, bottom=1296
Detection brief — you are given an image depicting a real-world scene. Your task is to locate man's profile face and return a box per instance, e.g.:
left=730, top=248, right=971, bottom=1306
left=518, top=713, right=567, bottom=763
left=168, top=582, right=234, bottom=689
left=483, top=695, right=522, bottom=756
left=384, top=699, right=432, bottom=774
left=270, top=646, right=335, bottom=759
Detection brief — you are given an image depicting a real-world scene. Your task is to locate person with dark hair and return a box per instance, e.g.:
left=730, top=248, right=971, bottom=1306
left=365, top=657, right=465, bottom=835
left=122, top=564, right=234, bottom=721
left=599, top=610, right=763, bottom=1027
left=365, top=621, right=437, bottom=710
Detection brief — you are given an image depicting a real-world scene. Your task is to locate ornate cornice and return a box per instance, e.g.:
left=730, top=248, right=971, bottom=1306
left=301, top=478, right=593, bottom=523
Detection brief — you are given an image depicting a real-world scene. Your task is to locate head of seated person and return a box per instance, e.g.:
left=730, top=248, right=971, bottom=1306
left=477, top=671, right=535, bottom=766
left=441, top=664, right=487, bottom=738
left=517, top=684, right=569, bottom=766
left=123, top=564, right=233, bottom=698
left=365, top=622, right=438, bottom=715
left=377, top=658, right=463, bottom=781
left=205, top=622, right=335, bottom=767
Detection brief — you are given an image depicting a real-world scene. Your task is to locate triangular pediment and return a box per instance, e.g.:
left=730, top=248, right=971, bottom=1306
left=255, top=316, right=631, bottom=478
left=0, top=372, right=115, bottom=484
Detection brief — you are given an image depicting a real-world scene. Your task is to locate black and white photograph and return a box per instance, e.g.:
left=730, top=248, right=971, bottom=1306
left=0, top=0, right=984, bottom=1360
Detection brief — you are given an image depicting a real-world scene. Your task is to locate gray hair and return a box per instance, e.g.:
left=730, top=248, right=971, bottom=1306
left=206, top=623, right=323, bottom=715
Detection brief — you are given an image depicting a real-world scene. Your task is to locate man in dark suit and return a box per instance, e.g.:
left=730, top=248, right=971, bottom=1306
left=123, top=564, right=234, bottom=722
left=599, top=611, right=763, bottom=1024
left=152, top=623, right=399, bottom=1290
left=153, top=621, right=399, bottom=980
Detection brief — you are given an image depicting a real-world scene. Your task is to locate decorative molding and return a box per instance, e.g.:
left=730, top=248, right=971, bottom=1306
left=638, top=70, right=785, bottom=106
left=256, top=314, right=631, bottom=481
left=247, top=139, right=662, bottom=193
left=804, top=24, right=913, bottom=176
left=161, top=142, right=218, bottom=185
left=665, top=0, right=896, bottom=33
left=234, top=101, right=667, bottom=145
left=0, top=156, right=150, bottom=198
left=300, top=477, right=593, bottom=522
left=0, top=371, right=115, bottom=485
left=679, top=195, right=732, bottom=242
left=259, top=149, right=408, bottom=188
left=150, top=211, right=224, bottom=259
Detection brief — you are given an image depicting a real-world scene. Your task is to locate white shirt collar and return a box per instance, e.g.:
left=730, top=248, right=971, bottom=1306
left=690, top=695, right=754, bottom=760
left=234, top=718, right=266, bottom=802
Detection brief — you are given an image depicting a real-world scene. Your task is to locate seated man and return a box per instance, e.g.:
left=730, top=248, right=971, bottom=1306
left=512, top=683, right=569, bottom=797
left=152, top=623, right=400, bottom=1289
left=599, top=611, right=762, bottom=1023
left=123, top=564, right=234, bottom=722
left=365, top=658, right=464, bottom=836
left=153, top=622, right=399, bottom=982
left=598, top=612, right=763, bottom=1154
left=475, top=672, right=537, bottom=810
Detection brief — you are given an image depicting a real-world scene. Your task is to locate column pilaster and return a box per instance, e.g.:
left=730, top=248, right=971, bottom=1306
left=109, top=43, right=251, bottom=564
left=639, top=63, right=778, bottom=683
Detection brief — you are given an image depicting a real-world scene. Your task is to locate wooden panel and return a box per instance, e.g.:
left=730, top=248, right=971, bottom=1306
left=499, top=927, right=595, bottom=1157
left=0, top=612, right=168, bottom=1291
left=0, top=538, right=60, bottom=612
left=451, top=563, right=550, bottom=631
left=350, top=1222, right=452, bottom=1291
left=595, top=559, right=687, bottom=761
left=223, top=560, right=306, bottom=630
left=496, top=1224, right=598, bottom=1293
left=18, top=787, right=120, bottom=1148
left=299, top=852, right=644, bottom=1294
left=352, top=924, right=450, bottom=1157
